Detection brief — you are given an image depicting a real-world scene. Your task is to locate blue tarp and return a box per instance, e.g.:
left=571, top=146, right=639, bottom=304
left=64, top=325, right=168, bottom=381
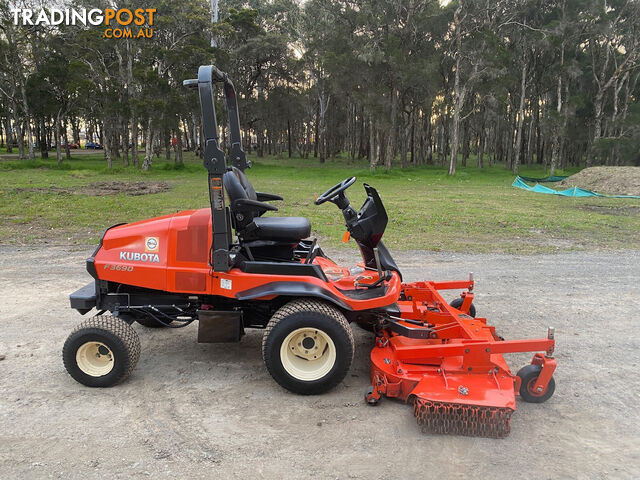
left=512, top=176, right=640, bottom=199
left=518, top=175, right=568, bottom=182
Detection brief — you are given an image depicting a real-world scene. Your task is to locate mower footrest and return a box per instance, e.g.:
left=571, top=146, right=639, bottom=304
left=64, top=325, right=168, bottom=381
left=197, top=310, right=243, bottom=343
left=69, top=282, right=96, bottom=314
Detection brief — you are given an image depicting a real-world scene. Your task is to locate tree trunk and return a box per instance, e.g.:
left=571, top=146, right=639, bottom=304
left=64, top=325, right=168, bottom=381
left=4, top=117, right=12, bottom=153
left=400, top=108, right=410, bottom=169
left=477, top=129, right=485, bottom=168
left=560, top=83, right=570, bottom=170
left=448, top=54, right=466, bottom=175
left=375, top=127, right=382, bottom=169
left=122, top=119, right=130, bottom=166
left=110, top=127, right=120, bottom=159
left=55, top=111, right=63, bottom=165
left=164, top=128, right=171, bottom=161
left=590, top=89, right=605, bottom=168
left=183, top=119, right=191, bottom=151
left=287, top=119, right=292, bottom=158
left=425, top=112, right=433, bottom=164
left=175, top=128, right=183, bottom=164
left=142, top=118, right=153, bottom=171
left=317, top=91, right=330, bottom=163
left=39, top=117, right=48, bottom=158
left=550, top=118, right=561, bottom=176
left=72, top=117, right=81, bottom=145
left=63, top=118, right=71, bottom=160
left=257, top=129, right=264, bottom=157
left=191, top=115, right=198, bottom=153
left=384, top=88, right=398, bottom=170
left=526, top=111, right=534, bottom=167
left=448, top=104, right=462, bottom=175
left=305, top=118, right=311, bottom=159
left=14, top=109, right=25, bottom=159
left=313, top=105, right=319, bottom=158
left=550, top=37, right=566, bottom=175
left=131, top=117, right=139, bottom=167
left=512, top=57, right=527, bottom=175
left=461, top=121, right=470, bottom=167
left=495, top=118, right=503, bottom=166
left=19, top=89, right=35, bottom=161
left=448, top=4, right=466, bottom=175
left=103, top=124, right=112, bottom=169
left=369, top=114, right=377, bottom=171
left=410, top=112, right=415, bottom=165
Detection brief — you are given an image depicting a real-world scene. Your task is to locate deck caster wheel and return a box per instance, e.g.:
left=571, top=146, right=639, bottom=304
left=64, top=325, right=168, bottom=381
left=262, top=299, right=354, bottom=395
left=365, top=385, right=379, bottom=405
left=450, top=298, right=476, bottom=317
left=517, top=364, right=555, bottom=403
left=63, top=315, right=141, bottom=387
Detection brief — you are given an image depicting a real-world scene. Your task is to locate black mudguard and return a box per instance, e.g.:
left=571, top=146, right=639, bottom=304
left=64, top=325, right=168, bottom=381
left=69, top=282, right=96, bottom=315
left=235, top=281, right=352, bottom=311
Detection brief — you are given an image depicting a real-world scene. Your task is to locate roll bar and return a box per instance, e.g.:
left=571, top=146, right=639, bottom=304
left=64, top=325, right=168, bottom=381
left=183, top=65, right=248, bottom=272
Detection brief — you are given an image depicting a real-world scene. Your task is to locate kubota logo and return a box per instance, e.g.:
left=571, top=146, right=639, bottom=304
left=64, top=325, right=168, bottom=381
left=145, top=237, right=159, bottom=252
left=119, top=251, right=160, bottom=263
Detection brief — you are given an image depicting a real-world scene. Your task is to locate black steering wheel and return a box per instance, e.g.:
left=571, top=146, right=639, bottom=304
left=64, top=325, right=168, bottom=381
left=315, top=177, right=357, bottom=205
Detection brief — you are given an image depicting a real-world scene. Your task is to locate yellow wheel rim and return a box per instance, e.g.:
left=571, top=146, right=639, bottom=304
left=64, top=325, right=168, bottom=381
left=280, top=327, right=336, bottom=381
left=76, top=341, right=114, bottom=377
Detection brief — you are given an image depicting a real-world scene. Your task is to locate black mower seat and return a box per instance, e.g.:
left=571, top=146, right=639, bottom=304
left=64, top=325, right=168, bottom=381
left=224, top=166, right=311, bottom=242
left=252, top=216, right=311, bottom=241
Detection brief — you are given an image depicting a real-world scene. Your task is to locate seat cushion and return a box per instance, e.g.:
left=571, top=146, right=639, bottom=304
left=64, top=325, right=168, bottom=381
left=252, top=216, right=311, bottom=241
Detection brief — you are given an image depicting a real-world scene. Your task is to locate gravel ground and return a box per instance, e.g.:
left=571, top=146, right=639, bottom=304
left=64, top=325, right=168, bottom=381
left=1, top=246, right=639, bottom=479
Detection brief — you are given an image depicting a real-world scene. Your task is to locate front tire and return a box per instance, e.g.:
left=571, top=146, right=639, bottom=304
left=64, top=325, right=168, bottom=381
left=262, top=299, right=354, bottom=395
left=63, top=315, right=141, bottom=387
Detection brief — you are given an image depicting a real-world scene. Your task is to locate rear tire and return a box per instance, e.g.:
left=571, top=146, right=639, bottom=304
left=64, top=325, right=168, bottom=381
left=262, top=299, right=354, bottom=395
left=63, top=315, right=141, bottom=387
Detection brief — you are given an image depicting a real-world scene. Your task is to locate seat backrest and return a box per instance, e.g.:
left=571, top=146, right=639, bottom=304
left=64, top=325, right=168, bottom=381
left=223, top=166, right=257, bottom=230
left=224, top=166, right=256, bottom=200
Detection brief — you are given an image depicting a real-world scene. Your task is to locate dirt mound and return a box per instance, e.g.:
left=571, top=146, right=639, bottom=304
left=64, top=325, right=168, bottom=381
left=560, top=167, right=640, bottom=196
left=15, top=181, right=171, bottom=196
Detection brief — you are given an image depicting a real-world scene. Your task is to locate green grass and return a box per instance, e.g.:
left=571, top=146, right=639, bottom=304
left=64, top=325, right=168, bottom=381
left=1, top=152, right=639, bottom=253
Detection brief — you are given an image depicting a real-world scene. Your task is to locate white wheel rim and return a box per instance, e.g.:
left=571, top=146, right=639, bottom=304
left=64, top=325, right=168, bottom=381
left=76, top=341, right=114, bottom=377
left=280, top=327, right=336, bottom=381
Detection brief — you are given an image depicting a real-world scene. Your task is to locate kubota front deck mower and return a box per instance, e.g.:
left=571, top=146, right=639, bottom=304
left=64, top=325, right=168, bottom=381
left=65, top=65, right=557, bottom=437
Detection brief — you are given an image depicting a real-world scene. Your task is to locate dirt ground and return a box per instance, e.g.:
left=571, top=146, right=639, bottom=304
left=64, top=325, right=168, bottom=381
left=1, top=246, right=639, bottom=479
left=14, top=181, right=172, bottom=197
left=560, top=166, right=640, bottom=196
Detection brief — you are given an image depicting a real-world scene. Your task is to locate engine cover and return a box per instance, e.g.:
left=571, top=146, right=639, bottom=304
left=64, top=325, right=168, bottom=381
left=93, top=208, right=212, bottom=293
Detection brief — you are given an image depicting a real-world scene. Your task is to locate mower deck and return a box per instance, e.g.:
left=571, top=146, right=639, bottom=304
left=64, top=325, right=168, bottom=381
left=366, top=280, right=556, bottom=438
